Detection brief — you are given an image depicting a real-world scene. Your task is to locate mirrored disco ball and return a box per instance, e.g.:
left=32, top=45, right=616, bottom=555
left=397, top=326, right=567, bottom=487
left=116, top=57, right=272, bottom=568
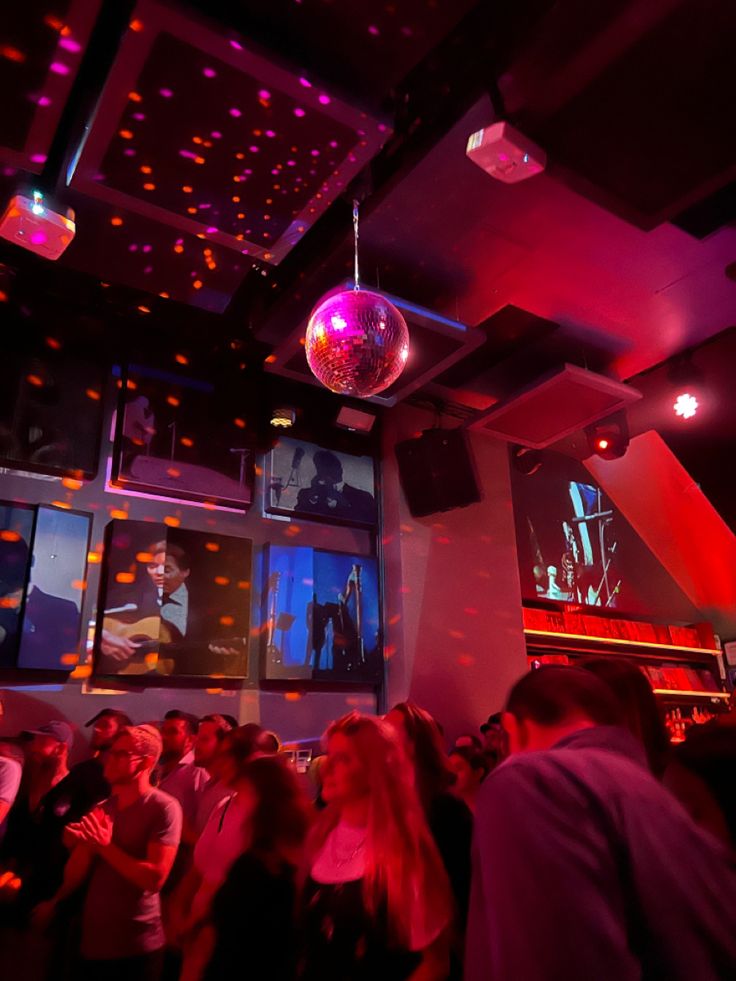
left=305, top=288, right=410, bottom=398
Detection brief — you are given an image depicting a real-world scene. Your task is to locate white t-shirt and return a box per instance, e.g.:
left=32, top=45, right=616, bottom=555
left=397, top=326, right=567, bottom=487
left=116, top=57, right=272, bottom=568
left=310, top=820, right=448, bottom=952
left=0, top=757, right=22, bottom=841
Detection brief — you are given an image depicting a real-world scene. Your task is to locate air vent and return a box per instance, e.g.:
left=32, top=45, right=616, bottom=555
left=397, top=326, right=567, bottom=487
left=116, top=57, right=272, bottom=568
left=467, top=364, right=641, bottom=448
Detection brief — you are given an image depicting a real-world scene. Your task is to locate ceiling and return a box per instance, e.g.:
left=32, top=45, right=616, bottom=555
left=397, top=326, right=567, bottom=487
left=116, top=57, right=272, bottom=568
left=0, top=0, right=734, bottom=412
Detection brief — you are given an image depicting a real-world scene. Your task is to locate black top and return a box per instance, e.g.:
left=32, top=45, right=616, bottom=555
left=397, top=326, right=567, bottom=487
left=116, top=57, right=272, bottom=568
left=427, top=791, right=472, bottom=922
left=1, top=760, right=108, bottom=916
left=204, top=852, right=299, bottom=981
left=300, top=876, right=421, bottom=981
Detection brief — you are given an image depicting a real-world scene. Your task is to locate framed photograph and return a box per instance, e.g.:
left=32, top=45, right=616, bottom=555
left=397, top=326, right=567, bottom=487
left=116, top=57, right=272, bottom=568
left=0, top=350, right=105, bottom=479
left=112, top=365, right=255, bottom=509
left=95, top=520, right=252, bottom=680
left=265, top=437, right=377, bottom=527
left=262, top=544, right=382, bottom=683
left=0, top=503, right=91, bottom=671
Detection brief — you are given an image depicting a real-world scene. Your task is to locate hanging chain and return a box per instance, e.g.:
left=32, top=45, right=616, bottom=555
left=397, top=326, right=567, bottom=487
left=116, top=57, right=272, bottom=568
left=352, top=199, right=360, bottom=291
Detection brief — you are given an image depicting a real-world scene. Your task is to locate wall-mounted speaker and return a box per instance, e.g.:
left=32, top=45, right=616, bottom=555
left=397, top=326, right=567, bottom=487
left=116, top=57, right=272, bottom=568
left=395, top=428, right=481, bottom=518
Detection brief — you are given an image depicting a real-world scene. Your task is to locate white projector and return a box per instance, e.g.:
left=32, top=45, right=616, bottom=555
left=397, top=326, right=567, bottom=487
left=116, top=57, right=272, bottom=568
left=466, top=122, right=546, bottom=184
left=0, top=191, right=76, bottom=260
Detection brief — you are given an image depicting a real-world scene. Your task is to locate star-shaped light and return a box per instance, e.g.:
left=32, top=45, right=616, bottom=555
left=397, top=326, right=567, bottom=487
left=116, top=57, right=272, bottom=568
left=674, top=393, right=698, bottom=419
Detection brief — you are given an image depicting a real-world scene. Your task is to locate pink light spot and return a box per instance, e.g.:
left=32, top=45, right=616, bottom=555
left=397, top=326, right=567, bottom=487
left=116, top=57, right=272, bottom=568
left=298, top=77, right=312, bottom=88
left=265, top=129, right=276, bottom=138
left=202, top=67, right=216, bottom=78
left=229, top=39, right=243, bottom=51
left=123, top=148, right=136, bottom=157
left=179, top=149, right=197, bottom=159
left=211, top=130, right=222, bottom=139
left=311, top=149, right=320, bottom=156
left=368, top=25, right=380, bottom=36
left=159, top=88, right=173, bottom=98
left=329, top=140, right=338, bottom=148
left=318, top=94, right=330, bottom=105
left=30, top=231, right=46, bottom=245
left=293, top=107, right=305, bottom=118
left=59, top=38, right=82, bottom=53
left=287, top=160, right=296, bottom=167
left=30, top=153, right=47, bottom=164
left=498, top=152, right=509, bottom=162
left=36, top=95, right=52, bottom=107
left=271, top=168, right=279, bottom=175
left=142, top=244, right=152, bottom=253
left=132, top=112, right=145, bottom=121
left=50, top=62, right=69, bottom=75
left=229, top=107, right=241, bottom=118
left=128, top=244, right=138, bottom=252
left=243, top=168, right=253, bottom=175
left=258, top=89, right=270, bottom=101
left=198, top=202, right=211, bottom=209
left=144, top=265, right=153, bottom=274
left=206, top=226, right=218, bottom=234
left=249, top=145, right=259, bottom=153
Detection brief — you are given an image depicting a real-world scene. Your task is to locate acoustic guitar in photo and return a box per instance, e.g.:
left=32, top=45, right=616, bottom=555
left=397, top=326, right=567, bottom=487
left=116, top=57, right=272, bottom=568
left=101, top=614, right=246, bottom=675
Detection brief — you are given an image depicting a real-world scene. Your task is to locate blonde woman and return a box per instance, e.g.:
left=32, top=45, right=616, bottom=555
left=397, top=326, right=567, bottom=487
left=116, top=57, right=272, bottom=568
left=300, top=713, right=453, bottom=980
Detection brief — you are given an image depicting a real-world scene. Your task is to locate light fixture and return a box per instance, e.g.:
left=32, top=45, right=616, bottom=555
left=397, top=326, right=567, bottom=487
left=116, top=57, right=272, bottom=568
left=585, top=414, right=630, bottom=460
left=270, top=407, right=296, bottom=428
left=304, top=200, right=410, bottom=398
left=674, top=393, right=698, bottom=419
left=335, top=405, right=376, bottom=433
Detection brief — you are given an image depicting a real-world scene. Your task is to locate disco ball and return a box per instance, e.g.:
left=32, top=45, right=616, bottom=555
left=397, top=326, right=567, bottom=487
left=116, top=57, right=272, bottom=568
left=305, top=288, right=410, bottom=398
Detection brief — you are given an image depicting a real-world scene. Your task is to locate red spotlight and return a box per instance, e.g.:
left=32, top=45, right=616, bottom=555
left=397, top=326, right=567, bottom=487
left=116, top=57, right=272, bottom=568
left=596, top=437, right=610, bottom=451
left=586, top=413, right=629, bottom=460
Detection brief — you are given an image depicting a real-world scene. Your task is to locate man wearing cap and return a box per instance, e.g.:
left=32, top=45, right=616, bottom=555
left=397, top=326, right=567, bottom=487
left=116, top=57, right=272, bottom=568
left=68, top=708, right=134, bottom=805
left=2, top=720, right=100, bottom=916
left=35, top=724, right=182, bottom=980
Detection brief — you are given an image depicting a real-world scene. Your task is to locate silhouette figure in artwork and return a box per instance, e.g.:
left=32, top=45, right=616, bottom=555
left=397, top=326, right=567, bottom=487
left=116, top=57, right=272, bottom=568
left=295, top=450, right=375, bottom=524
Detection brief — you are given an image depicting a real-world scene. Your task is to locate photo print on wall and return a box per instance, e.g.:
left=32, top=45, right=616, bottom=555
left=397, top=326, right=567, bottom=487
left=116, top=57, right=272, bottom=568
left=96, top=519, right=252, bottom=679
left=265, top=436, right=377, bottom=527
left=0, top=503, right=91, bottom=671
left=263, top=544, right=382, bottom=683
left=112, top=364, right=255, bottom=509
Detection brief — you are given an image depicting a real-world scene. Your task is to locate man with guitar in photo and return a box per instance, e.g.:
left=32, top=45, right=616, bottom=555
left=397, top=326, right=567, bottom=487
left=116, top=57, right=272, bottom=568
left=100, top=540, right=242, bottom=676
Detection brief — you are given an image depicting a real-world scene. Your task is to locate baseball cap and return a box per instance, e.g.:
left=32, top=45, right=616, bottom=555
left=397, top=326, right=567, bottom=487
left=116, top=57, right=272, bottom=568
left=21, top=720, right=73, bottom=748
left=85, top=708, right=133, bottom=728
left=124, top=724, right=163, bottom=761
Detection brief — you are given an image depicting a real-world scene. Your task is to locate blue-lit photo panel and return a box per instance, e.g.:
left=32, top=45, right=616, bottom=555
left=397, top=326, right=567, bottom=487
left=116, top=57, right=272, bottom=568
left=263, top=545, right=382, bottom=683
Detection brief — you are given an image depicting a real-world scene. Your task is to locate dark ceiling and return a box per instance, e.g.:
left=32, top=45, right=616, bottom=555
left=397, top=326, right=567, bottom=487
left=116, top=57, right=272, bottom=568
left=0, top=0, right=734, bottom=414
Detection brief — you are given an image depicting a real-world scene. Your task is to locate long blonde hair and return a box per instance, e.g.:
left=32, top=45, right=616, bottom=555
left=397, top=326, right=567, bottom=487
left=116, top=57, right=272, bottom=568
left=307, top=712, right=452, bottom=948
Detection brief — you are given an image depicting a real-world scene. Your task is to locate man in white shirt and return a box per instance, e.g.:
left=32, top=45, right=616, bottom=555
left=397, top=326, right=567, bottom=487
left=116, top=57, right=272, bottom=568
left=0, top=741, right=23, bottom=843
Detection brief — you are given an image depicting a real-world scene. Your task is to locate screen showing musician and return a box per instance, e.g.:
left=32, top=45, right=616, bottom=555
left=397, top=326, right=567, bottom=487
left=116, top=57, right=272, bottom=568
left=97, top=521, right=251, bottom=679
left=263, top=545, right=381, bottom=682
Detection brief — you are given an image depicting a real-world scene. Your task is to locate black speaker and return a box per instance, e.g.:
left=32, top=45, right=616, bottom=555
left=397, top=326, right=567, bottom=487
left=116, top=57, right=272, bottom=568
left=395, top=428, right=481, bottom=518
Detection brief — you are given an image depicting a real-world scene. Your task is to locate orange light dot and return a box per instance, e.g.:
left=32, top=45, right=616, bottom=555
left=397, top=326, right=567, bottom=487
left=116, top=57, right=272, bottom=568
left=214, top=576, right=230, bottom=586
left=264, top=354, right=277, bottom=364
left=143, top=182, right=156, bottom=191
left=192, top=136, right=202, bottom=145
left=192, top=279, right=203, bottom=290
left=173, top=244, right=184, bottom=253
left=175, top=353, right=188, bottom=365
left=86, top=388, right=101, bottom=400
left=119, top=129, right=133, bottom=140
left=187, top=207, right=197, bottom=214
left=205, top=542, right=221, bottom=552
left=129, top=18, right=144, bottom=31
left=180, top=437, right=194, bottom=447
left=129, top=91, right=142, bottom=102
left=70, top=665, right=92, bottom=679
left=219, top=615, right=235, bottom=627
left=167, top=468, right=181, bottom=478
left=237, top=580, right=251, bottom=590
left=27, top=374, right=43, bottom=387
left=87, top=551, right=102, bottom=564
left=164, top=516, right=181, bottom=527
left=115, top=572, right=135, bottom=584
left=61, top=477, right=83, bottom=490
left=60, top=653, right=79, bottom=666
left=231, top=196, right=240, bottom=203
left=137, top=305, right=150, bottom=314
left=182, top=185, right=192, bottom=193
left=125, top=379, right=137, bottom=390
left=233, top=418, right=246, bottom=429
left=0, top=46, right=26, bottom=63
left=140, top=165, right=152, bottom=174
left=159, top=291, right=170, bottom=299
left=167, top=396, right=180, bottom=407
left=71, top=579, right=87, bottom=591
left=194, top=156, right=205, bottom=165
left=0, top=291, right=8, bottom=302
left=110, top=216, right=123, bottom=226
left=284, top=692, right=302, bottom=702
left=110, top=509, right=128, bottom=520
left=45, top=336, right=62, bottom=350
left=44, top=15, right=64, bottom=30
left=0, top=530, right=21, bottom=542
left=136, top=551, right=153, bottom=563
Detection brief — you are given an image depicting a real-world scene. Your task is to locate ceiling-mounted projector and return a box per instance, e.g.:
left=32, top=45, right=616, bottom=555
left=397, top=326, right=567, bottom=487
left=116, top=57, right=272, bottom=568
left=0, top=190, right=76, bottom=260
left=466, top=121, right=546, bottom=183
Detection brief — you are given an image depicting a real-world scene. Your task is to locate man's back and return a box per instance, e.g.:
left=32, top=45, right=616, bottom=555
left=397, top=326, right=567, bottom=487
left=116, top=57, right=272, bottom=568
left=466, top=726, right=736, bottom=981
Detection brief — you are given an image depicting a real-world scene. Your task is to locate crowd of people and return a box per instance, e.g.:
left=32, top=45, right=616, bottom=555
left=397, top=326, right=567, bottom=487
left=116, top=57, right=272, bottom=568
left=1, top=658, right=736, bottom=980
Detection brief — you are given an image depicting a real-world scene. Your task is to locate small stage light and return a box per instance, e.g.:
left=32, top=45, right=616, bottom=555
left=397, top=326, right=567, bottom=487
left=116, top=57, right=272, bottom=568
left=596, top=438, right=609, bottom=451
left=585, top=413, right=630, bottom=460
left=674, top=393, right=698, bottom=419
